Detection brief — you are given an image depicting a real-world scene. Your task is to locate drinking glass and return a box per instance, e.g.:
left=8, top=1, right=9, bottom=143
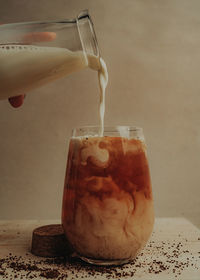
left=62, top=126, right=154, bottom=265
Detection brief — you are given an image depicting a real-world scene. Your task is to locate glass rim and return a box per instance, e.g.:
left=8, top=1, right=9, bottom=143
left=71, top=126, right=144, bottom=140
left=77, top=10, right=100, bottom=58
left=72, top=126, right=143, bottom=133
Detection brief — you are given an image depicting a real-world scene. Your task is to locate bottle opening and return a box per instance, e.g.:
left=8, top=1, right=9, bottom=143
left=76, top=10, right=100, bottom=67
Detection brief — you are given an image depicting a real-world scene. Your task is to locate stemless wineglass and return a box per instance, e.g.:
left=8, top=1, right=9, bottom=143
left=62, top=126, right=154, bottom=265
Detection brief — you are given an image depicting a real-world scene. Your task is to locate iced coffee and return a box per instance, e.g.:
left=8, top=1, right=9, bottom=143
left=62, top=127, right=154, bottom=265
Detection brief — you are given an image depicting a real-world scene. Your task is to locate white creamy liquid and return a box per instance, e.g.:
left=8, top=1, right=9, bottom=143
left=0, top=45, right=91, bottom=99
left=98, top=58, right=108, bottom=136
left=0, top=44, right=108, bottom=135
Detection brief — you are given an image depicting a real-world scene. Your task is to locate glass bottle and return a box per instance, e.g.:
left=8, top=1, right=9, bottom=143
left=62, top=126, right=154, bottom=265
left=0, top=10, right=100, bottom=99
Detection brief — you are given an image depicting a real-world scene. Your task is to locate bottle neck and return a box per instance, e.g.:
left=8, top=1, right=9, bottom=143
left=76, top=10, right=100, bottom=68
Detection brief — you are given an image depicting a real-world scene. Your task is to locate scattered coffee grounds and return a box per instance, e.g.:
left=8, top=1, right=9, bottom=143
left=39, top=269, right=60, bottom=279
left=0, top=270, right=5, bottom=275
left=0, top=231, right=199, bottom=279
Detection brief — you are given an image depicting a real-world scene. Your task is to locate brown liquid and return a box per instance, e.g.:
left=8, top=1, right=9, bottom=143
left=62, top=136, right=154, bottom=260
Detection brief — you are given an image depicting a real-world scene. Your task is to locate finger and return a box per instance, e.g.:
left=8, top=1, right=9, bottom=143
left=22, top=32, right=56, bottom=43
left=8, top=94, right=25, bottom=108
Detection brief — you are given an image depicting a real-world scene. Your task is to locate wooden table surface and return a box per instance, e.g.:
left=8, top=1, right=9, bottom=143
left=0, top=218, right=199, bottom=279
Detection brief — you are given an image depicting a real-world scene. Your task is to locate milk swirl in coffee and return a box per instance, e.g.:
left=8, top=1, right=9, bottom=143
left=62, top=135, right=154, bottom=262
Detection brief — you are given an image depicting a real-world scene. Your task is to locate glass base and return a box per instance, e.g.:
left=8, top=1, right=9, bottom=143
left=78, top=255, right=130, bottom=266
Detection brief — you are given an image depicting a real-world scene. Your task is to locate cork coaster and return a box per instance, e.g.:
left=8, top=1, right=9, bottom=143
left=31, top=224, right=72, bottom=257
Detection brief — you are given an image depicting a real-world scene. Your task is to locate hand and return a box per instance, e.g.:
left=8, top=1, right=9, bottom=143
left=8, top=32, right=56, bottom=108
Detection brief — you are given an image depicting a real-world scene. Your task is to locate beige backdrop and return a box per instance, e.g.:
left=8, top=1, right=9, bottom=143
left=0, top=0, right=199, bottom=227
